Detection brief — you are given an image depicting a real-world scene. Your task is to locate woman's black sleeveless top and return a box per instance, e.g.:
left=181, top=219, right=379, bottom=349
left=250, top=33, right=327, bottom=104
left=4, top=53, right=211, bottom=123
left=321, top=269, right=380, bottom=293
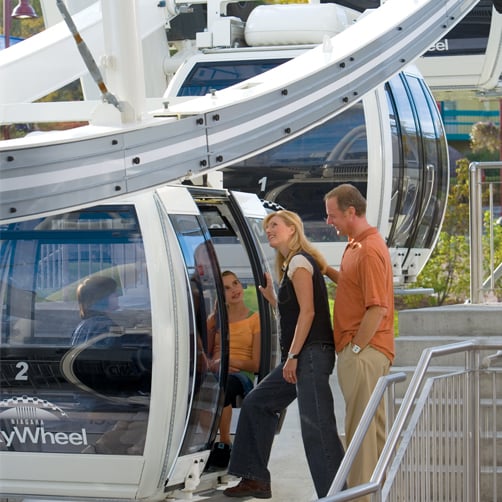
left=277, top=252, right=334, bottom=361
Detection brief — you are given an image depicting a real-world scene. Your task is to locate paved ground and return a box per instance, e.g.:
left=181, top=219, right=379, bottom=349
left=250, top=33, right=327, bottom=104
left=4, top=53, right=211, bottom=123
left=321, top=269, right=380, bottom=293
left=212, top=374, right=346, bottom=502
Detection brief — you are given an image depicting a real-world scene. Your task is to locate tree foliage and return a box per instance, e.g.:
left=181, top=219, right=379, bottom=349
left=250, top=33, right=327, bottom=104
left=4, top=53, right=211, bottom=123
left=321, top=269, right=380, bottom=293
left=416, top=158, right=471, bottom=304
left=470, top=121, right=500, bottom=154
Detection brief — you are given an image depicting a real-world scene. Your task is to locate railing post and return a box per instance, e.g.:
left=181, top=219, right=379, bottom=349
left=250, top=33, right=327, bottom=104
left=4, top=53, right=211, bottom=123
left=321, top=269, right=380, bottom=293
left=468, top=161, right=502, bottom=304
left=465, top=349, right=481, bottom=501
left=469, top=162, right=484, bottom=304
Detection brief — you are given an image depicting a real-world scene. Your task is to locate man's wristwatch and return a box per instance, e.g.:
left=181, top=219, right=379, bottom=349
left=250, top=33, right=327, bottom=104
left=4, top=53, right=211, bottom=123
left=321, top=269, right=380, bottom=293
left=287, top=352, right=299, bottom=360
left=351, top=343, right=362, bottom=354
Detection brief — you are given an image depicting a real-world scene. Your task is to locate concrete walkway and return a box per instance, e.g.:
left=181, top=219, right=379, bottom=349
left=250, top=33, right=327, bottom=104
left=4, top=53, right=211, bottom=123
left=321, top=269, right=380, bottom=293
left=212, top=374, right=346, bottom=501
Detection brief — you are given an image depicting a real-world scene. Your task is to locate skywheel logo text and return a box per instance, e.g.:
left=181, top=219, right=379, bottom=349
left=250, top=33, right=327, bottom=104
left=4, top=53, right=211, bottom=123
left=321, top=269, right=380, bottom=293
left=0, top=395, right=88, bottom=448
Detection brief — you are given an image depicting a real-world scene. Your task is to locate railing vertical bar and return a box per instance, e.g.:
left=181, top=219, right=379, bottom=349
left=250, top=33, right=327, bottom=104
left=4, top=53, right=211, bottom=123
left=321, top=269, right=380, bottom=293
left=444, top=381, right=451, bottom=500
left=417, top=398, right=422, bottom=500
left=474, top=350, right=481, bottom=502
left=424, top=401, right=428, bottom=500
left=462, top=372, right=465, bottom=500
left=488, top=183, right=495, bottom=293
left=451, top=376, right=455, bottom=501
left=423, top=398, right=427, bottom=501
left=449, top=376, right=453, bottom=501
left=411, top=435, right=414, bottom=501
left=469, top=162, right=484, bottom=303
left=464, top=354, right=471, bottom=501
left=401, top=444, right=406, bottom=500
left=491, top=370, right=497, bottom=502
left=453, top=375, right=457, bottom=501
left=450, top=375, right=454, bottom=500
left=415, top=430, right=420, bottom=500
left=457, top=374, right=461, bottom=500
left=451, top=377, right=454, bottom=500
left=427, top=390, right=432, bottom=502
left=434, top=381, right=439, bottom=501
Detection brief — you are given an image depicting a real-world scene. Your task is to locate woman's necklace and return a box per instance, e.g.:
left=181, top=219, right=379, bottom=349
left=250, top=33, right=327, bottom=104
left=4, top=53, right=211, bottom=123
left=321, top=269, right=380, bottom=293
left=281, top=250, right=296, bottom=273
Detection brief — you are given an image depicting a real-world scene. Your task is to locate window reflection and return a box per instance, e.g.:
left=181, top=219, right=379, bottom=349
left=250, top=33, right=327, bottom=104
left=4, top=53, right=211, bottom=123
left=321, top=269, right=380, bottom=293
left=386, top=75, right=421, bottom=248
left=407, top=77, right=448, bottom=249
left=178, top=60, right=289, bottom=97
left=0, top=206, right=152, bottom=455
left=223, top=103, right=367, bottom=243
left=386, top=74, right=448, bottom=251
left=169, top=215, right=222, bottom=454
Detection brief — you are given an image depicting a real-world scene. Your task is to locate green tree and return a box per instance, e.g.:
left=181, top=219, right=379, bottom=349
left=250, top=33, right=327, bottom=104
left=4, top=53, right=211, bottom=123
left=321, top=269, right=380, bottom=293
left=482, top=209, right=502, bottom=297
left=470, top=121, right=500, bottom=155
left=417, top=158, right=471, bottom=304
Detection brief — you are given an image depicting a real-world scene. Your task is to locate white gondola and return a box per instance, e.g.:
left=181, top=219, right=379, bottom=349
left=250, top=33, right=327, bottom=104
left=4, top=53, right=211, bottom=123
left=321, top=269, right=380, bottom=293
left=0, top=185, right=279, bottom=499
left=417, top=0, right=502, bottom=95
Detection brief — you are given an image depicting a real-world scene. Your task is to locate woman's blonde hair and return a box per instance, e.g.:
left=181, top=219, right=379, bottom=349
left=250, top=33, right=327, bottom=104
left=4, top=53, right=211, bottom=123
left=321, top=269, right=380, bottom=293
left=263, top=210, right=328, bottom=280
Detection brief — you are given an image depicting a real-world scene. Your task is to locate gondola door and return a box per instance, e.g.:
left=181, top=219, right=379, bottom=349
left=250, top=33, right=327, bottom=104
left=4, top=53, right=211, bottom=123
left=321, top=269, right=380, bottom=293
left=190, top=188, right=279, bottom=383
left=155, top=186, right=280, bottom=494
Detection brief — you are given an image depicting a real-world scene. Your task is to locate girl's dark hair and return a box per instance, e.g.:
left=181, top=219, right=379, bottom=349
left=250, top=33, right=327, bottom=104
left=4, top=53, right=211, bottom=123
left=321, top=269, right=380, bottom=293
left=77, top=276, right=117, bottom=318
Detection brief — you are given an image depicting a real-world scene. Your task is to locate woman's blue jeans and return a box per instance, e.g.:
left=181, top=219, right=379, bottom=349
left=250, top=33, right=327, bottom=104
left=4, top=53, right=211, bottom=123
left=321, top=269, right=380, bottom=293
left=227, top=343, right=345, bottom=498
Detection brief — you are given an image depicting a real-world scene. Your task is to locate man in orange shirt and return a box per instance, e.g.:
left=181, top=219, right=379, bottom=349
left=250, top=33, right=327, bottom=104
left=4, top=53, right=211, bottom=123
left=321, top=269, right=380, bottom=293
left=324, top=184, right=395, bottom=498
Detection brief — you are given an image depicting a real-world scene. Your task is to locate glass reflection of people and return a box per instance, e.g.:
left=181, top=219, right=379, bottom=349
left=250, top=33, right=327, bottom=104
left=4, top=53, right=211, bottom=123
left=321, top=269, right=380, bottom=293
left=71, top=276, right=119, bottom=346
left=224, top=210, right=345, bottom=500
left=207, top=271, right=260, bottom=468
left=70, top=275, right=148, bottom=456
left=181, top=242, right=220, bottom=454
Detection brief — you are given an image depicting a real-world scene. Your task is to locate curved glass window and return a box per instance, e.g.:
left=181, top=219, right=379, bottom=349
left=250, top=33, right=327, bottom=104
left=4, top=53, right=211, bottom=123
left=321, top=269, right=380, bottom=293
left=169, top=215, right=224, bottom=454
left=406, top=76, right=448, bottom=249
left=385, top=75, right=421, bottom=248
left=223, top=102, right=367, bottom=243
left=0, top=206, right=152, bottom=455
left=177, top=59, right=289, bottom=97
left=386, top=74, right=448, bottom=251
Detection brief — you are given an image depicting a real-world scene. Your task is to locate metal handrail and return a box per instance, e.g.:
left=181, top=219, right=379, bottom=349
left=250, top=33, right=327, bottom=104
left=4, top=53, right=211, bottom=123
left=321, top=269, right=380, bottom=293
left=481, top=349, right=502, bottom=369
left=320, top=338, right=502, bottom=502
left=326, top=372, right=407, bottom=496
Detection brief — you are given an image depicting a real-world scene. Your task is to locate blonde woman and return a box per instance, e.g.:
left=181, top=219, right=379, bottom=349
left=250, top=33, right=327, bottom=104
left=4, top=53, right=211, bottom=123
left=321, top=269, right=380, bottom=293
left=224, top=210, right=344, bottom=499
